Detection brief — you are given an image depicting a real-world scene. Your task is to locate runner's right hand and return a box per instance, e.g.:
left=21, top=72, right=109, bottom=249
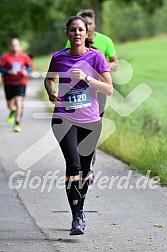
left=8, top=69, right=18, bottom=75
left=48, top=91, right=61, bottom=106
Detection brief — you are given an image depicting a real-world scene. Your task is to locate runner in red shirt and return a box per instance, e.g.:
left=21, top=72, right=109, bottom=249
left=0, top=38, right=33, bottom=132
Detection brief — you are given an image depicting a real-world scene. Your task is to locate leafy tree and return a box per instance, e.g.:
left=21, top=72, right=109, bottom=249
left=0, top=0, right=32, bottom=54
left=0, top=0, right=165, bottom=55
left=116, top=0, right=164, bottom=14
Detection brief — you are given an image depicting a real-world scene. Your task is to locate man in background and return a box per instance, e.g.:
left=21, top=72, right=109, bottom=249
left=0, top=38, right=33, bottom=132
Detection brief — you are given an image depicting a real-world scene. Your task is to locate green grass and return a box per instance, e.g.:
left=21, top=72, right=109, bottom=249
left=101, top=35, right=167, bottom=185
left=34, top=36, right=167, bottom=185
left=33, top=54, right=52, bottom=72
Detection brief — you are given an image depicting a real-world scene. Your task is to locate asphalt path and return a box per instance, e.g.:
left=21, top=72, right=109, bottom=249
left=0, top=79, right=167, bottom=252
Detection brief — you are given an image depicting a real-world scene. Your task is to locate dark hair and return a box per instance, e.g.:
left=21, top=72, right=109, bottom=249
left=65, top=15, right=94, bottom=48
left=77, top=9, right=95, bottom=20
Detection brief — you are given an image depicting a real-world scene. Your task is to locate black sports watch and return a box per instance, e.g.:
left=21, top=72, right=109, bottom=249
left=85, top=75, right=92, bottom=83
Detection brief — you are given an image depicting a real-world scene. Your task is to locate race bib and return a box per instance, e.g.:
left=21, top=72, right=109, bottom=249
left=65, top=87, right=91, bottom=110
left=11, top=62, right=23, bottom=71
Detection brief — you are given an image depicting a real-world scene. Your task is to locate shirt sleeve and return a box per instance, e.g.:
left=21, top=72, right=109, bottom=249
left=106, top=37, right=116, bottom=58
left=48, top=55, right=56, bottom=72
left=24, top=54, right=33, bottom=68
left=65, top=40, right=71, bottom=48
left=0, top=66, right=9, bottom=74
left=47, top=55, right=58, bottom=79
left=0, top=54, right=7, bottom=68
left=95, top=51, right=110, bottom=73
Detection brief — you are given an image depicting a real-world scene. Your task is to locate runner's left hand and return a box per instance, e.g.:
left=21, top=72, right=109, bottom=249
left=21, top=69, right=28, bottom=76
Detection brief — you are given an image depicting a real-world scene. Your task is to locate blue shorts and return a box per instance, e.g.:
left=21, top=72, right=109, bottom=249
left=4, top=84, right=26, bottom=100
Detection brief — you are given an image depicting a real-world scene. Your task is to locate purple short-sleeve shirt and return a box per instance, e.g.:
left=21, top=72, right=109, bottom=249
left=48, top=48, right=110, bottom=123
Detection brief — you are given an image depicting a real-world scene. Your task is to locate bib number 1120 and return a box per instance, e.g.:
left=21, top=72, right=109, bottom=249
left=68, top=94, right=87, bottom=103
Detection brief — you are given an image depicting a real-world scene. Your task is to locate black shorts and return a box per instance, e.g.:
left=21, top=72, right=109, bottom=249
left=4, top=84, right=26, bottom=100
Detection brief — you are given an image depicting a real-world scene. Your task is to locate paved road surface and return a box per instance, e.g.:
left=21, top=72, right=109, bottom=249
left=0, top=79, right=167, bottom=252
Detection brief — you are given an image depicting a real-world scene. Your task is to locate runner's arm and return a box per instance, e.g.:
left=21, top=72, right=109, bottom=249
left=89, top=71, right=113, bottom=95
left=0, top=66, right=9, bottom=74
left=44, top=76, right=61, bottom=104
left=26, top=65, right=32, bottom=72
left=70, top=68, right=113, bottom=96
left=0, top=66, right=18, bottom=75
left=108, top=55, right=118, bottom=72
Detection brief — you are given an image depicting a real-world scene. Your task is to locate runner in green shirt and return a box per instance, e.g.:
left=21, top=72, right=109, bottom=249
left=66, top=9, right=118, bottom=71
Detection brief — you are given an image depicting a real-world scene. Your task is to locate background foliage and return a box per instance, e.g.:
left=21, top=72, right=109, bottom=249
left=0, top=0, right=166, bottom=55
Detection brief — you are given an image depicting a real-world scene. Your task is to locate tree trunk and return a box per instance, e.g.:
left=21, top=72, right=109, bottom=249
left=89, top=0, right=103, bottom=32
